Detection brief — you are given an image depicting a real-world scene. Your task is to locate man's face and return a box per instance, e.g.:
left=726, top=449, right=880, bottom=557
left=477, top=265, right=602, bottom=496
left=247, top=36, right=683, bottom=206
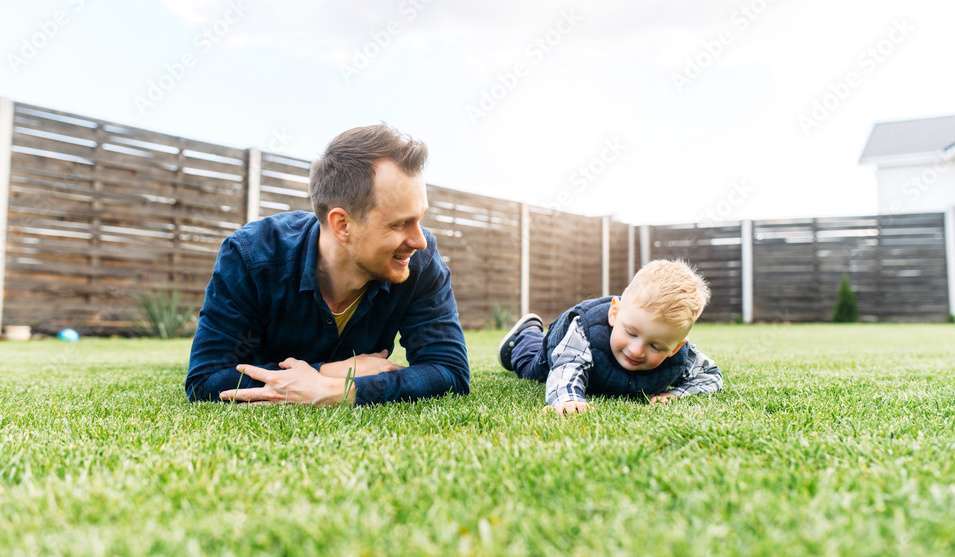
left=347, top=159, right=429, bottom=284
left=607, top=298, right=687, bottom=372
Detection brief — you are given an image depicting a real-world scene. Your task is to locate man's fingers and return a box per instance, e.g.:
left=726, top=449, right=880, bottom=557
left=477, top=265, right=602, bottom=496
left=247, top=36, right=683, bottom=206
left=236, top=364, right=274, bottom=381
left=220, top=387, right=275, bottom=402
left=278, top=357, right=306, bottom=369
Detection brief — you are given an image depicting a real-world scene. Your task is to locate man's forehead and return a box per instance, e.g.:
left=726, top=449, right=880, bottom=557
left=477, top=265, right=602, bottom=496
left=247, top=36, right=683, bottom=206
left=371, top=175, right=428, bottom=220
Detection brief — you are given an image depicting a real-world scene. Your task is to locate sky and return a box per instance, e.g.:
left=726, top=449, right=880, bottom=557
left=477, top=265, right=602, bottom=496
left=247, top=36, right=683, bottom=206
left=2, top=0, right=953, bottom=224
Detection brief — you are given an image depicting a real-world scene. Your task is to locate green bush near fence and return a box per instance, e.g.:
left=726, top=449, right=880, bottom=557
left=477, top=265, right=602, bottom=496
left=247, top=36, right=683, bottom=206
left=832, top=275, right=860, bottom=323
left=2, top=324, right=954, bottom=555
left=137, top=291, right=197, bottom=339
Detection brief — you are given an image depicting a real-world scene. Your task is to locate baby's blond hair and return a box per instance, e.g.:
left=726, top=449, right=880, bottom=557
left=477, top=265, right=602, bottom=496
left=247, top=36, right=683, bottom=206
left=622, top=259, right=710, bottom=331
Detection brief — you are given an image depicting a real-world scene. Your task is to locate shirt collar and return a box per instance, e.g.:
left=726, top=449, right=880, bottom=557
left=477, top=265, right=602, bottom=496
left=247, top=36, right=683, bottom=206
left=298, top=218, right=393, bottom=298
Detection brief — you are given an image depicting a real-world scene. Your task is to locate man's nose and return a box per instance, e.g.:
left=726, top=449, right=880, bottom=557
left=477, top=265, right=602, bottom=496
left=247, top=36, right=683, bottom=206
left=407, top=224, right=427, bottom=250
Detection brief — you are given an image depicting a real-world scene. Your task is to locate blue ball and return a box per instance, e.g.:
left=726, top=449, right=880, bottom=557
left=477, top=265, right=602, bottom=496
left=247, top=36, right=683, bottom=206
left=57, top=328, right=80, bottom=342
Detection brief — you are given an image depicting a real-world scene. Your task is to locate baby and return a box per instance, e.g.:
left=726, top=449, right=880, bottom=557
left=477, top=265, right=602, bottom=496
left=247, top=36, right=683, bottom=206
left=498, top=259, right=723, bottom=414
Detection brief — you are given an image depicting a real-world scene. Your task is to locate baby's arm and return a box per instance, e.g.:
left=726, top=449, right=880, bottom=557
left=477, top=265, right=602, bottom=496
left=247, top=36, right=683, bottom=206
left=652, top=342, right=723, bottom=404
left=544, top=316, right=593, bottom=415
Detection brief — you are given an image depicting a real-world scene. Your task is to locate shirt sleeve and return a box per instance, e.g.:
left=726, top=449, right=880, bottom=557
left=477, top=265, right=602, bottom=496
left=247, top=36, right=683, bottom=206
left=184, top=236, right=325, bottom=402
left=545, top=316, right=593, bottom=405
left=352, top=246, right=470, bottom=405
left=664, top=342, right=723, bottom=399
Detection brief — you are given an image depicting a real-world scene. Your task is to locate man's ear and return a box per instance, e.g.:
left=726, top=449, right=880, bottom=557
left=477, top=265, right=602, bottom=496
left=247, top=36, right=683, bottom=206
left=607, top=296, right=619, bottom=327
left=326, top=208, right=351, bottom=243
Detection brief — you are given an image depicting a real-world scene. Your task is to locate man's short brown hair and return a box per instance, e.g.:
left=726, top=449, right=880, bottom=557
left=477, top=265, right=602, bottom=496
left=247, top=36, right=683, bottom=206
left=309, top=124, right=428, bottom=223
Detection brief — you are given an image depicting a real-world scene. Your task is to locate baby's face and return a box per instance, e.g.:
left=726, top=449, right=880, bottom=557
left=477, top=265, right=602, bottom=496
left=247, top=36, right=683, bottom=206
left=607, top=298, right=687, bottom=372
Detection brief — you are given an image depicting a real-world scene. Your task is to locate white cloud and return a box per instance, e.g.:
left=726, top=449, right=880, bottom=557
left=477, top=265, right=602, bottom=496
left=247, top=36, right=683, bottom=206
left=159, top=0, right=228, bottom=25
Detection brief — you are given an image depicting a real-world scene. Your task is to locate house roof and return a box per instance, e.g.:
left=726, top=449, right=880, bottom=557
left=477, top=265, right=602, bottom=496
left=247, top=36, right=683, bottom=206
left=859, top=114, right=955, bottom=166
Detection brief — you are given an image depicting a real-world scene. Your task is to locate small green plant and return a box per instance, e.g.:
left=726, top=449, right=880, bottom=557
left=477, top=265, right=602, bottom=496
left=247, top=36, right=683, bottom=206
left=342, top=352, right=358, bottom=403
left=832, top=275, right=859, bottom=323
left=490, top=304, right=514, bottom=329
left=138, top=290, right=196, bottom=338
left=948, top=314, right=954, bottom=324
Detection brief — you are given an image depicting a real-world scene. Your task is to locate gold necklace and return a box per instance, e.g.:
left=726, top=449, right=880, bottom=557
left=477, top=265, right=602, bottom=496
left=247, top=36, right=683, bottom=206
left=329, top=288, right=366, bottom=316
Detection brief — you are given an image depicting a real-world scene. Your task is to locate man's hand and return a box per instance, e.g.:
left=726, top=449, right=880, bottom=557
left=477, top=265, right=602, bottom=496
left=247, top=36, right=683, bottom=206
left=319, top=350, right=404, bottom=378
left=545, top=400, right=590, bottom=416
left=649, top=392, right=677, bottom=405
left=219, top=358, right=354, bottom=406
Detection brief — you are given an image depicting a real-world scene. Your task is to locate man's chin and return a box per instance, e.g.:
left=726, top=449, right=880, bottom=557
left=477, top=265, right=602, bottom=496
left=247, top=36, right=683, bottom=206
left=375, top=267, right=411, bottom=285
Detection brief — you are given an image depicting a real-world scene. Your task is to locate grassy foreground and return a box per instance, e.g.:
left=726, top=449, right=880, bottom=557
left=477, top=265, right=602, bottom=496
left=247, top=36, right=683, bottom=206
left=1, top=324, right=954, bottom=556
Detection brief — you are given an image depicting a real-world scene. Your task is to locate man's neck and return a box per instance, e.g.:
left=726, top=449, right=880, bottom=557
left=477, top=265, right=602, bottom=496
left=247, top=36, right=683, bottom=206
left=317, top=230, right=371, bottom=311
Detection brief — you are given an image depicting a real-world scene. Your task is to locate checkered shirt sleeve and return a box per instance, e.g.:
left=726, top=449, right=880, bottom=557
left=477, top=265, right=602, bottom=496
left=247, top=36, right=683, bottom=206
left=545, top=316, right=593, bottom=405
left=665, top=342, right=723, bottom=398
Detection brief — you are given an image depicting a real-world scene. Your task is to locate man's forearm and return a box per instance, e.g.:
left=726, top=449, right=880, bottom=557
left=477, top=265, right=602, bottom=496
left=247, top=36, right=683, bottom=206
left=353, top=362, right=468, bottom=405
left=186, top=366, right=263, bottom=402
left=186, top=360, right=325, bottom=402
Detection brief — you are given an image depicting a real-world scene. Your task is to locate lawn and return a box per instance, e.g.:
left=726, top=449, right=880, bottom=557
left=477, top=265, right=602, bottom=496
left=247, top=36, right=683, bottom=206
left=1, top=324, right=954, bottom=556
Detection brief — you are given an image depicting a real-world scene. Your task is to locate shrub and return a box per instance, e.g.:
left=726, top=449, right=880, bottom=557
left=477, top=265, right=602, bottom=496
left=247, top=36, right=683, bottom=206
left=138, top=291, right=196, bottom=338
left=490, top=305, right=514, bottom=329
left=832, top=275, right=859, bottom=323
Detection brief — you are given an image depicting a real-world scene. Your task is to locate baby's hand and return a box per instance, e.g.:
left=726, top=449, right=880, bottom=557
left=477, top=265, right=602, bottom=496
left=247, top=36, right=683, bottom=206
left=649, top=392, right=676, bottom=405
left=545, top=400, right=590, bottom=416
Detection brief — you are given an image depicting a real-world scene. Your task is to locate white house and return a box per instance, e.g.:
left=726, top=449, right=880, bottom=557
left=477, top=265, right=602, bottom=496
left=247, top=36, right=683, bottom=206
left=859, top=114, right=955, bottom=214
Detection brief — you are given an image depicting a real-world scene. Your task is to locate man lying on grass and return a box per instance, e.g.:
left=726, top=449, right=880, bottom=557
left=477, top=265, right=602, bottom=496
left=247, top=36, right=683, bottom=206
left=185, top=125, right=469, bottom=406
left=499, top=260, right=723, bottom=415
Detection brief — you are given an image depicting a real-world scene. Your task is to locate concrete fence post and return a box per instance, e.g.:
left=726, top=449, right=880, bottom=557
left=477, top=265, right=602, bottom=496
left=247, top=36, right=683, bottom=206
left=520, top=203, right=530, bottom=316
left=639, top=224, right=651, bottom=266
left=601, top=216, right=610, bottom=296
left=0, top=98, right=13, bottom=332
left=741, top=219, right=754, bottom=323
left=945, top=206, right=955, bottom=319
left=245, top=148, right=262, bottom=223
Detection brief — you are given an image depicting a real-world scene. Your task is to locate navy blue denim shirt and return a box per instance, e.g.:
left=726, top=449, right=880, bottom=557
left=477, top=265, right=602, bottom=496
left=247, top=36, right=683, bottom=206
left=185, top=211, right=470, bottom=405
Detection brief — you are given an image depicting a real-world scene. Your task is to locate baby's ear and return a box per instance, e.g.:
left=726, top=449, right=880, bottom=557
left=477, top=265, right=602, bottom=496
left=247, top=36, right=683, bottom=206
left=670, top=339, right=687, bottom=356
left=607, top=297, right=619, bottom=326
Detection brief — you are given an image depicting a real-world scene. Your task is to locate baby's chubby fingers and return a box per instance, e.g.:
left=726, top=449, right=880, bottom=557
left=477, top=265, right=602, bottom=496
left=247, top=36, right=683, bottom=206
left=544, top=401, right=591, bottom=416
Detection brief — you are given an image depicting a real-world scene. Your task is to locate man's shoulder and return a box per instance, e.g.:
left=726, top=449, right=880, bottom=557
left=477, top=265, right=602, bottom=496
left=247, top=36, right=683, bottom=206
left=229, top=210, right=316, bottom=269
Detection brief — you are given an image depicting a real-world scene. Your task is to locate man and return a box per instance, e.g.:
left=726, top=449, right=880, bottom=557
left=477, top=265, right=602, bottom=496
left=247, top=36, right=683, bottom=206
left=185, top=125, right=470, bottom=406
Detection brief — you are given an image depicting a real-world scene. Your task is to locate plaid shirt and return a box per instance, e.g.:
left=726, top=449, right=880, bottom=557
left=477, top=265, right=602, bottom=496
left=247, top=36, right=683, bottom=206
left=545, top=316, right=723, bottom=405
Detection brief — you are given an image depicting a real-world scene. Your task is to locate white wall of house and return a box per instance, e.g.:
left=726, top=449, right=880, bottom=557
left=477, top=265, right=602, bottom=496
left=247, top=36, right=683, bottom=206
left=875, top=160, right=955, bottom=214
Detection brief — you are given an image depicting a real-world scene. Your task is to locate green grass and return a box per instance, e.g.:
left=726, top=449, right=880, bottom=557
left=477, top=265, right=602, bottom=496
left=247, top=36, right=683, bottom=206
left=1, top=324, right=954, bottom=556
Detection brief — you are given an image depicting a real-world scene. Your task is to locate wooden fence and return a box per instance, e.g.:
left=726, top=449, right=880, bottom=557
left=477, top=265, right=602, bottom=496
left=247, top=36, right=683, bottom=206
left=0, top=99, right=953, bottom=334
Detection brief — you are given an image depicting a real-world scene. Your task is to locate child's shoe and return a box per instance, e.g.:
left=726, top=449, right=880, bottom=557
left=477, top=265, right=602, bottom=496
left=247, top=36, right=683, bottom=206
left=497, top=313, right=543, bottom=371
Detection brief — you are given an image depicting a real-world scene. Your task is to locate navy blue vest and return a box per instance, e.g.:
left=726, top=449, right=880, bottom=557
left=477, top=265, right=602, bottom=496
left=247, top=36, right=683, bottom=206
left=544, top=297, right=688, bottom=398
